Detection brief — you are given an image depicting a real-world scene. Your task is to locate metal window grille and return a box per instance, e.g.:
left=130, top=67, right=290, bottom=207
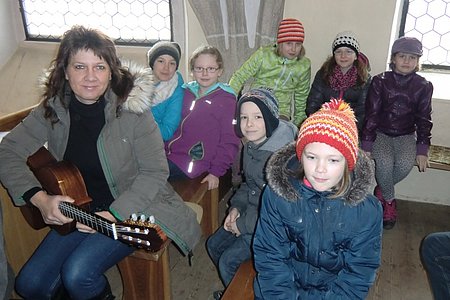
left=399, top=0, right=450, bottom=70
left=19, top=0, right=172, bottom=45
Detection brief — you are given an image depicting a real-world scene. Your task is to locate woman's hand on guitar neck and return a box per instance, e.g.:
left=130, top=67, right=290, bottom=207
left=30, top=190, right=74, bottom=225
left=76, top=211, right=117, bottom=234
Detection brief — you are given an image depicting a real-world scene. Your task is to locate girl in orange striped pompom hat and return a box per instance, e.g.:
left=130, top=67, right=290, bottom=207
left=252, top=98, right=382, bottom=299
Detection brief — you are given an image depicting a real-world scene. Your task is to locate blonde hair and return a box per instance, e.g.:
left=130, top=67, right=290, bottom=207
left=275, top=43, right=306, bottom=60
left=189, top=45, right=224, bottom=71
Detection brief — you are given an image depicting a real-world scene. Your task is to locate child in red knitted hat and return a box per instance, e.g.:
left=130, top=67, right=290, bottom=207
left=253, top=99, right=382, bottom=299
left=229, top=18, right=311, bottom=126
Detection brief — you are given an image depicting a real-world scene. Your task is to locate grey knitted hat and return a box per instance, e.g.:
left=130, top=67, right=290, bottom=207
left=147, top=41, right=181, bottom=69
left=236, top=88, right=280, bottom=138
left=332, top=31, right=360, bottom=55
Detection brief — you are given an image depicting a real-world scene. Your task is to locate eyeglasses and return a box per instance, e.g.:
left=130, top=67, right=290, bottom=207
left=192, top=66, right=220, bottom=73
left=334, top=49, right=355, bottom=57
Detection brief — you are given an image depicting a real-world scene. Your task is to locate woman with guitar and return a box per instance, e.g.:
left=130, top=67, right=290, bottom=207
left=0, top=26, right=201, bottom=300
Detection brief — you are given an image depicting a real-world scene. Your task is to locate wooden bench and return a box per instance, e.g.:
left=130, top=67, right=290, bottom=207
left=116, top=172, right=232, bottom=300
left=427, top=144, right=450, bottom=171
left=170, top=170, right=232, bottom=236
left=117, top=239, right=172, bottom=300
left=222, top=259, right=256, bottom=300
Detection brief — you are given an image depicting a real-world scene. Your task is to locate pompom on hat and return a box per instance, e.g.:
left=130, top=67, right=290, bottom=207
left=277, top=18, right=305, bottom=44
left=147, top=41, right=181, bottom=69
left=236, top=88, right=280, bottom=138
left=391, top=36, right=423, bottom=56
left=296, top=99, right=359, bottom=171
left=332, top=31, right=360, bottom=55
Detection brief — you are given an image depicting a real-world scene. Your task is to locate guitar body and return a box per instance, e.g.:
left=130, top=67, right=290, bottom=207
left=22, top=147, right=168, bottom=251
left=24, top=147, right=92, bottom=234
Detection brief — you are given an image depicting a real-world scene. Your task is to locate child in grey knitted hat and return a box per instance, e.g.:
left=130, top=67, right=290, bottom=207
left=206, top=88, right=297, bottom=299
left=146, top=41, right=184, bottom=141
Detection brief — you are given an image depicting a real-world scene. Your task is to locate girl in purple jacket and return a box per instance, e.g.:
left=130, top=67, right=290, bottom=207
left=361, top=36, right=433, bottom=229
left=165, top=45, right=240, bottom=190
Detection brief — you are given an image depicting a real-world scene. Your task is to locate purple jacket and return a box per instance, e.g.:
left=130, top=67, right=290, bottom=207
left=165, top=82, right=240, bottom=178
left=361, top=71, right=433, bottom=155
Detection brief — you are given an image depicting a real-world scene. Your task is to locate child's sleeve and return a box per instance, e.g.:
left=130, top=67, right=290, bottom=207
left=361, top=75, right=382, bottom=152
left=293, top=59, right=311, bottom=125
left=414, top=81, right=433, bottom=156
left=229, top=48, right=264, bottom=95
left=305, top=70, right=326, bottom=117
left=253, top=188, right=296, bottom=298
left=208, top=94, right=240, bottom=177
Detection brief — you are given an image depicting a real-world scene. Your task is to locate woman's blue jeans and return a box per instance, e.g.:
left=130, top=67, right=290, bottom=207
left=421, top=232, right=450, bottom=300
left=206, top=226, right=252, bottom=287
left=15, top=229, right=133, bottom=300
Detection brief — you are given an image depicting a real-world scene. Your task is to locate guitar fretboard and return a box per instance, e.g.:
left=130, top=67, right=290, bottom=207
left=58, top=202, right=118, bottom=240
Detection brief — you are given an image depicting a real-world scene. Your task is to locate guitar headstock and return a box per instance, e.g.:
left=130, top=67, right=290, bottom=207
left=116, top=214, right=168, bottom=252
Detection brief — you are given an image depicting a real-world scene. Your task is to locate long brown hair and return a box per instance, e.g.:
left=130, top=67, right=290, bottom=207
left=320, top=55, right=369, bottom=87
left=42, top=26, right=134, bottom=123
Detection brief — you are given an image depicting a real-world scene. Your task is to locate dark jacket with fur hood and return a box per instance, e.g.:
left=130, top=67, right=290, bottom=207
left=253, top=142, right=382, bottom=300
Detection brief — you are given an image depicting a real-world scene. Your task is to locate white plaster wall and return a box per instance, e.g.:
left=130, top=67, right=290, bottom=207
left=0, top=0, right=21, bottom=70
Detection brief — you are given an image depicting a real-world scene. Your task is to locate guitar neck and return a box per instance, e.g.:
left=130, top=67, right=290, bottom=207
left=59, top=202, right=117, bottom=240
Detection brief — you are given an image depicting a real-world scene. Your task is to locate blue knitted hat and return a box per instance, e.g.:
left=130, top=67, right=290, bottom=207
left=236, top=88, right=280, bottom=138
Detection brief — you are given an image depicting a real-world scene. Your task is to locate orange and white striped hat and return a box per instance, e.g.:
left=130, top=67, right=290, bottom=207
left=277, top=18, right=305, bottom=44
left=296, top=99, right=358, bottom=171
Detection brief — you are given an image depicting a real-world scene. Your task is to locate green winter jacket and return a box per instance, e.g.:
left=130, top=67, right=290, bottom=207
left=0, top=62, right=201, bottom=255
left=229, top=44, right=311, bottom=125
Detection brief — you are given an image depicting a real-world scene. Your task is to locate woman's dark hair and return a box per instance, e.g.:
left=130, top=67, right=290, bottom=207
left=320, top=55, right=369, bottom=87
left=42, top=26, right=134, bottom=123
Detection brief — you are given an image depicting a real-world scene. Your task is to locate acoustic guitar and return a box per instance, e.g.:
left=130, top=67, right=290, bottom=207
left=20, top=147, right=168, bottom=252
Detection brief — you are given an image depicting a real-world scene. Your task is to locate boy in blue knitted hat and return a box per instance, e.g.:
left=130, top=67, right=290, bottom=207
left=206, top=88, right=297, bottom=299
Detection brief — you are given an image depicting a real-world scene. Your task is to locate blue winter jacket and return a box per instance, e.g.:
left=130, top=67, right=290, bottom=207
left=253, top=142, right=382, bottom=299
left=151, top=71, right=184, bottom=141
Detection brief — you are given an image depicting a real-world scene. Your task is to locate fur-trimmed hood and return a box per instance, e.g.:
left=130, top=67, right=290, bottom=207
left=266, top=141, right=375, bottom=205
left=119, top=60, right=154, bottom=114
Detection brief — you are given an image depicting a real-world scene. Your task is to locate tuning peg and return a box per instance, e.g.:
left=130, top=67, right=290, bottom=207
left=131, top=213, right=138, bottom=221
left=140, top=214, right=146, bottom=222
left=148, top=215, right=155, bottom=224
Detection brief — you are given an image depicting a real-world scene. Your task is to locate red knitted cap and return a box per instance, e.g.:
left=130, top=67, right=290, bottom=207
left=277, top=18, right=305, bottom=44
left=296, top=99, right=358, bottom=170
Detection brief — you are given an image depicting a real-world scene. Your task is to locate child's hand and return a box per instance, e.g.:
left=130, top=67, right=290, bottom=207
left=224, top=208, right=240, bottom=235
left=416, top=155, right=429, bottom=172
left=201, top=173, right=219, bottom=190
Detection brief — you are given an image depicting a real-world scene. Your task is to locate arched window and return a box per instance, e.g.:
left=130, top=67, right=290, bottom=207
left=399, top=0, right=450, bottom=70
left=19, top=0, right=173, bottom=45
